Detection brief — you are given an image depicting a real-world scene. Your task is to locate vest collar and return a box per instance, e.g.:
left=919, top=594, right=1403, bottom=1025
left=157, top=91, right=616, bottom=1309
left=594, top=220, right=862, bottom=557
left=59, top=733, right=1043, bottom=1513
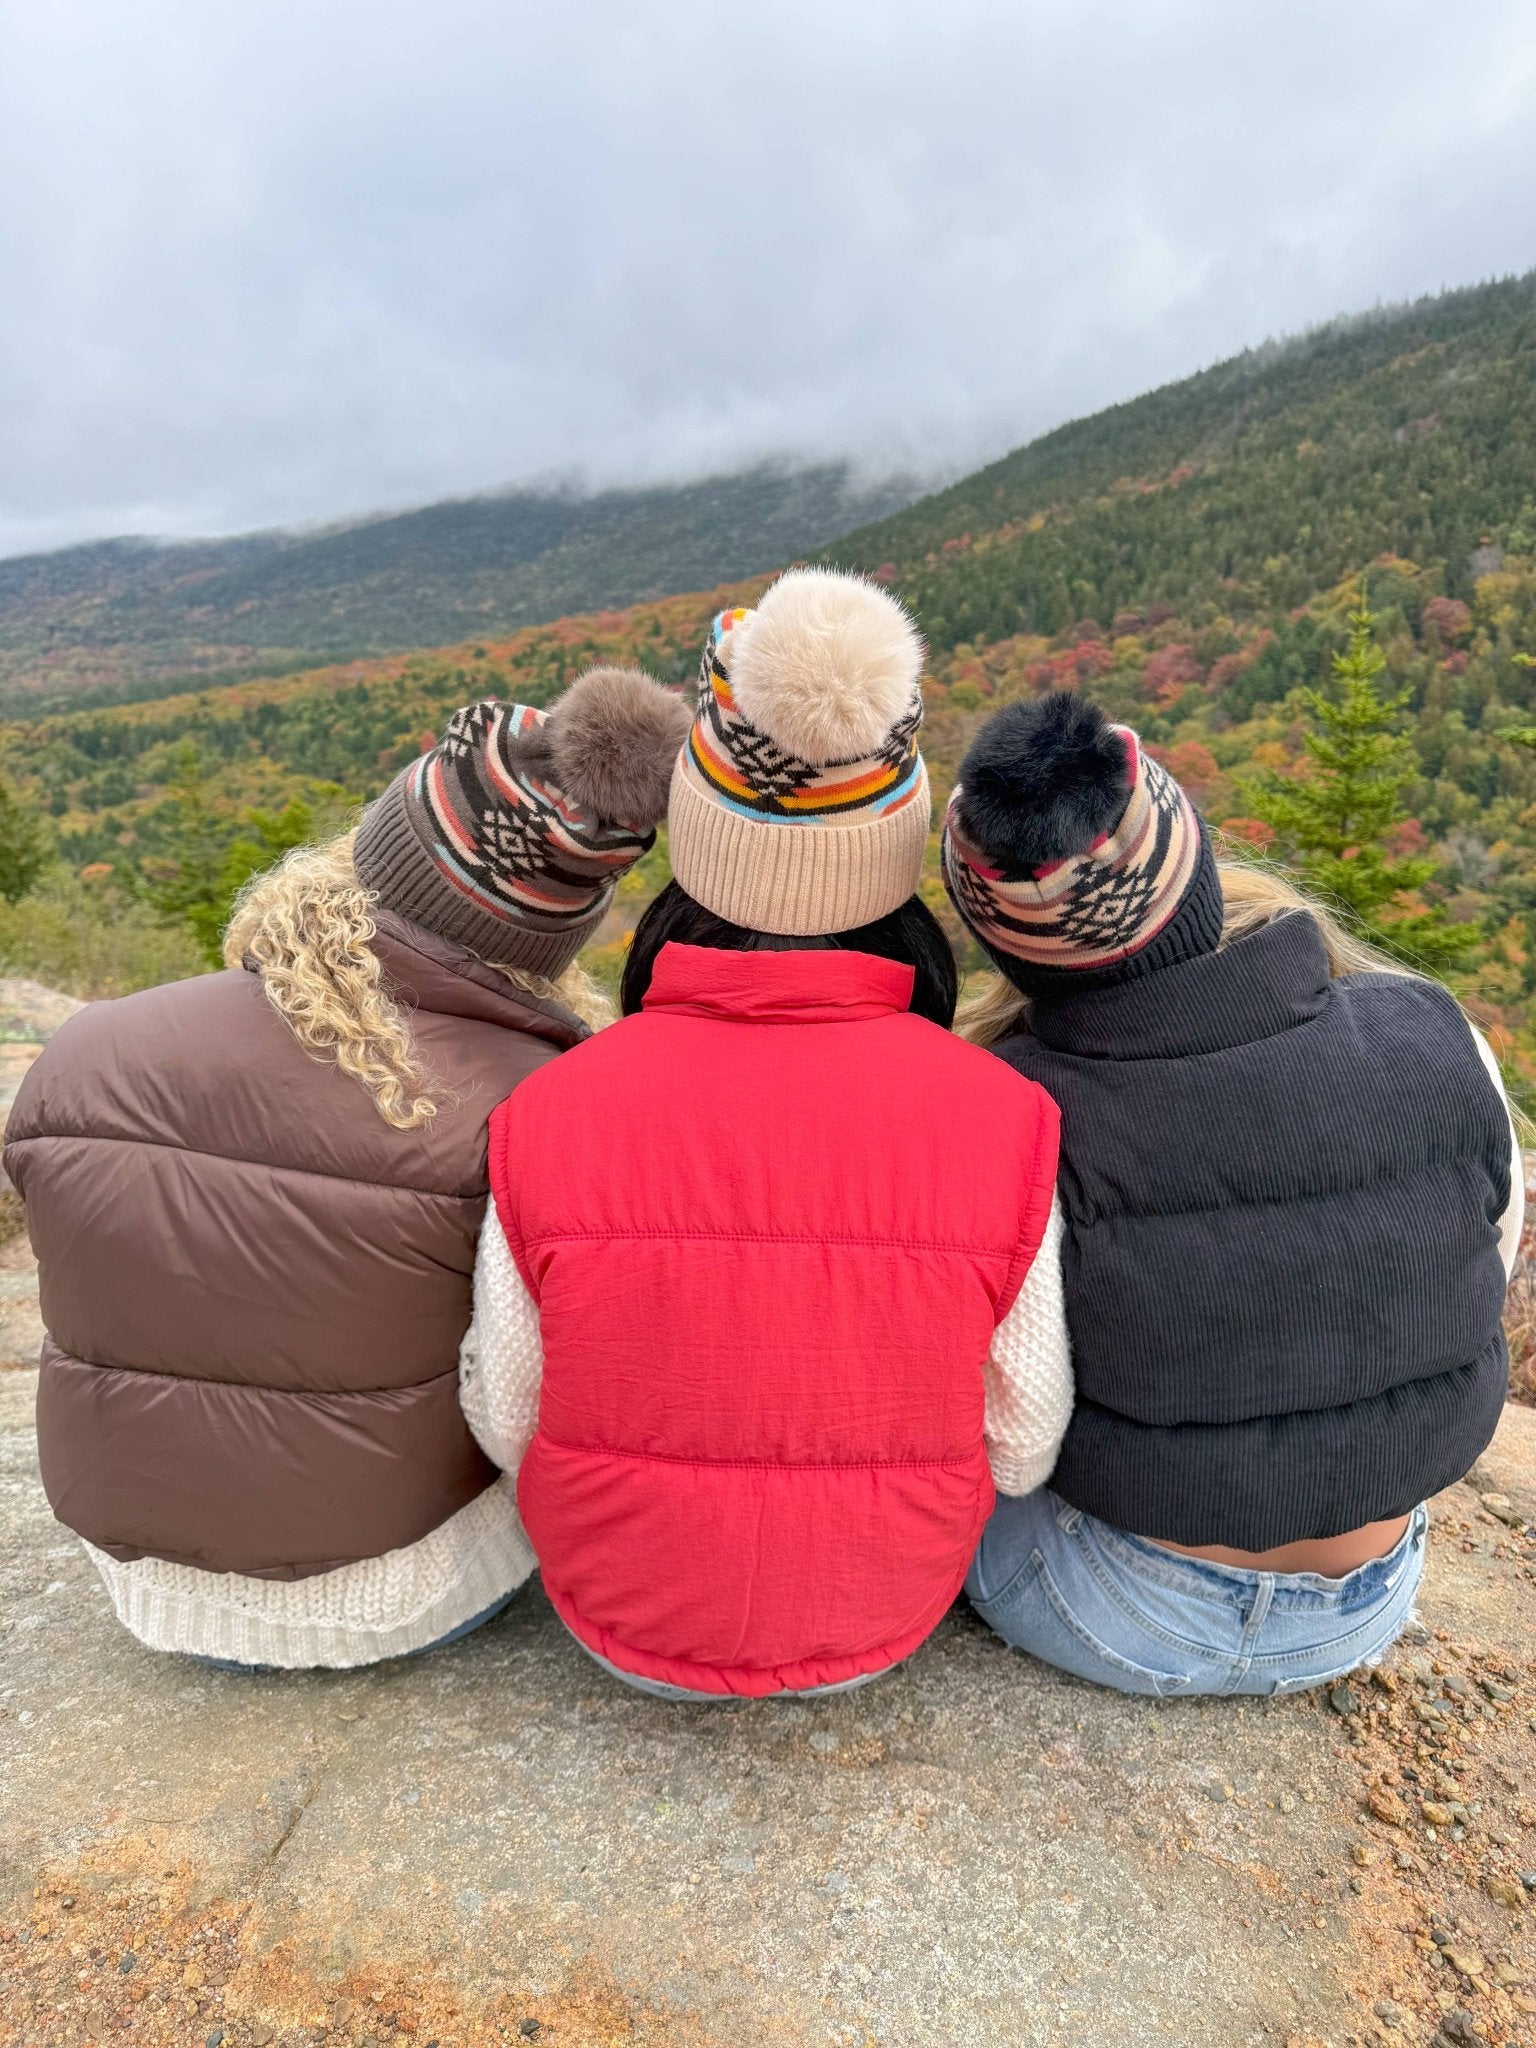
left=1027, top=912, right=1332, bottom=1060
left=368, top=911, right=589, bottom=1045
left=642, top=941, right=916, bottom=1024
left=243, top=908, right=588, bottom=1048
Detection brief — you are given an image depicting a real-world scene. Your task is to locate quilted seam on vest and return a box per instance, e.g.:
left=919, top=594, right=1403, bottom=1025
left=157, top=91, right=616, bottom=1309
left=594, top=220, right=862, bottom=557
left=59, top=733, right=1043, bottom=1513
left=6, top=919, right=584, bottom=1576
left=491, top=941, right=1061, bottom=1697
left=996, top=914, right=1511, bottom=1549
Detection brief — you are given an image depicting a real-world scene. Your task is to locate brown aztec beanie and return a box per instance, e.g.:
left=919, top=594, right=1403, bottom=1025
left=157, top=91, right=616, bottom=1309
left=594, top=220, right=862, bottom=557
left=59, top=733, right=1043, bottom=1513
left=941, top=689, right=1224, bottom=996
left=668, top=567, right=931, bottom=936
left=356, top=668, right=691, bottom=975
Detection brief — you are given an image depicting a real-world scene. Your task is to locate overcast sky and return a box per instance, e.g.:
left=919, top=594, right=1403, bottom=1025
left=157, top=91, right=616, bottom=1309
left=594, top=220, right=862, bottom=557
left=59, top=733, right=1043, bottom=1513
left=1, top=0, right=1533, bottom=560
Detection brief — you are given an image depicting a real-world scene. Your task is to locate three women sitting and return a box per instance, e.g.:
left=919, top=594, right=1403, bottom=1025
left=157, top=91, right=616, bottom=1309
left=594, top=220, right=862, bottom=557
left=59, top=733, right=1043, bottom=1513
left=8, top=569, right=1517, bottom=1696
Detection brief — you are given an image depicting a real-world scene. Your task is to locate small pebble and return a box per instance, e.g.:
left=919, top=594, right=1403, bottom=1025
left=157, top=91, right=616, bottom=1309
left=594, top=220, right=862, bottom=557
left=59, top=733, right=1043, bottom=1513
left=1373, top=1998, right=1408, bottom=2030
left=1328, top=1682, right=1360, bottom=1717
left=118, top=1952, right=136, bottom=1973
left=1521, top=1870, right=1536, bottom=1891
left=1367, top=1784, right=1406, bottom=1826
left=205, top=2033, right=225, bottom=2048
left=1277, top=1791, right=1297, bottom=1814
left=808, top=1730, right=838, bottom=1753
left=1485, top=1873, right=1526, bottom=1908
left=519, top=2023, right=543, bottom=2040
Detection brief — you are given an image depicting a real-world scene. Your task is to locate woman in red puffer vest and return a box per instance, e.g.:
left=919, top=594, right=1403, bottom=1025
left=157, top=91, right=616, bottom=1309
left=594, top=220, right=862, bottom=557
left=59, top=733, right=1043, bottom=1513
left=459, top=570, right=1067, bottom=1698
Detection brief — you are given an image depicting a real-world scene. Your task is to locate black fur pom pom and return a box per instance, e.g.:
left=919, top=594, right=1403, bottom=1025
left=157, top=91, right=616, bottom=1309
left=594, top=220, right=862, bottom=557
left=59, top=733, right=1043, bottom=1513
left=955, top=692, right=1131, bottom=874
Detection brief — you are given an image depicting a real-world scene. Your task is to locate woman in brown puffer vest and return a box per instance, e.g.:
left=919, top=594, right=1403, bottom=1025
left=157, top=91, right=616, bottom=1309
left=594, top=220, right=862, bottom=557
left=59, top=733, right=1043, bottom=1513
left=5, top=668, right=690, bottom=1669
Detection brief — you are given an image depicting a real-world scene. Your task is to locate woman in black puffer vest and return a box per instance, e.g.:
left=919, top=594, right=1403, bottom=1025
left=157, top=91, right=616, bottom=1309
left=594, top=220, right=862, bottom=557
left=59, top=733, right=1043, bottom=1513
left=941, top=690, right=1522, bottom=1698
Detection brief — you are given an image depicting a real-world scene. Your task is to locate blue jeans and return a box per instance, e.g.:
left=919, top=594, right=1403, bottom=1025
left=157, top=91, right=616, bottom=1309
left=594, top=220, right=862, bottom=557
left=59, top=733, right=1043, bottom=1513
left=966, top=1490, right=1426, bottom=1697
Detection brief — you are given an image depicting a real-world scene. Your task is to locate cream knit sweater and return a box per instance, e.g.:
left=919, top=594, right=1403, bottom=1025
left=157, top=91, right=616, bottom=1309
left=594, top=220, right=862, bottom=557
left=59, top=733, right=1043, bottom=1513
left=85, top=1476, right=534, bottom=1669
left=86, top=1201, right=1073, bottom=1666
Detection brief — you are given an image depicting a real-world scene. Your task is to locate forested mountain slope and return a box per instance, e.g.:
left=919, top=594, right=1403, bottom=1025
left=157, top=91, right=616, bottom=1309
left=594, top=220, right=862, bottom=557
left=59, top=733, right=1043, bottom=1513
left=5, top=273, right=1536, bottom=1100
left=825, top=272, right=1536, bottom=650
left=0, top=463, right=917, bottom=710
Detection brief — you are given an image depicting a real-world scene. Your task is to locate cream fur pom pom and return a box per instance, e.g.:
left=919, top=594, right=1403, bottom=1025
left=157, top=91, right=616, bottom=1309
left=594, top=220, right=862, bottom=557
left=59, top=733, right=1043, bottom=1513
left=727, top=567, right=923, bottom=765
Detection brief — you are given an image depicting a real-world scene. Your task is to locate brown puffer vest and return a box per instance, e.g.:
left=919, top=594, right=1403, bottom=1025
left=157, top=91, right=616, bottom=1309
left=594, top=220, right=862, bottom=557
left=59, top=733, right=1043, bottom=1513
left=5, top=911, right=585, bottom=1578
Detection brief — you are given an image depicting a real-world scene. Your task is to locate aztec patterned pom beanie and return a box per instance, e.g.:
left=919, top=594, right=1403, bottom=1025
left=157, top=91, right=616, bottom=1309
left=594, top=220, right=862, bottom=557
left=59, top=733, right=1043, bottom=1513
left=355, top=667, right=691, bottom=975
left=668, top=567, right=931, bottom=935
left=941, top=689, right=1224, bottom=995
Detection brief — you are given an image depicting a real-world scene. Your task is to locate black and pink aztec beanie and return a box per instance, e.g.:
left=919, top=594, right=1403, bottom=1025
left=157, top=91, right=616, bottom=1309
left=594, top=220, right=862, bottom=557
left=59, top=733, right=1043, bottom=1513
left=941, top=690, right=1224, bottom=996
left=356, top=668, right=691, bottom=974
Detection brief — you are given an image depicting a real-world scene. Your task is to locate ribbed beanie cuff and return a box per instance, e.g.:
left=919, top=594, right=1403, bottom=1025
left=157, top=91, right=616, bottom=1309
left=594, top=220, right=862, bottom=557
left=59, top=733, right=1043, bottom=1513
left=668, top=753, right=931, bottom=935
left=355, top=775, right=610, bottom=975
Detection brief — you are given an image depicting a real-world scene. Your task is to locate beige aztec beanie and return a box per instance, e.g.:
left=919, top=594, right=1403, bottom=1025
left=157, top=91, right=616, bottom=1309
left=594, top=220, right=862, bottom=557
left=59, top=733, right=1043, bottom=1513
left=667, top=567, right=931, bottom=935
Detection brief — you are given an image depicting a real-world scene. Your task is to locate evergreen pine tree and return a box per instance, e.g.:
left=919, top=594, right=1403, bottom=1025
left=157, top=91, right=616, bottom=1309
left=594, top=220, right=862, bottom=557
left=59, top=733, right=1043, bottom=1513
left=141, top=744, right=315, bottom=967
left=1246, top=600, right=1476, bottom=974
left=0, top=774, right=51, bottom=906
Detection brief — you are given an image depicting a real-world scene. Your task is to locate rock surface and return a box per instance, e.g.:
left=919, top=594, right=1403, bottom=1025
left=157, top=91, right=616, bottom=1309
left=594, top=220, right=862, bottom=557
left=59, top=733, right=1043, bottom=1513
left=0, top=977, right=83, bottom=1120
left=2, top=1344, right=1533, bottom=2048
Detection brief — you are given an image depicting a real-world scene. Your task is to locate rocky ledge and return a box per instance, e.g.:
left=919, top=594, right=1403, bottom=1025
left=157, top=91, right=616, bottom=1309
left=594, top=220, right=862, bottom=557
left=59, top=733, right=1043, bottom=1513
left=1, top=1366, right=1533, bottom=2048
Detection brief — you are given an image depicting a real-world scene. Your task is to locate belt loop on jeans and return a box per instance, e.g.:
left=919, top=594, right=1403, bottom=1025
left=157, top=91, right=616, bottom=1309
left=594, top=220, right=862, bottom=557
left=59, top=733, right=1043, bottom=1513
left=1055, top=1503, right=1084, bottom=1534
left=1246, top=1574, right=1275, bottom=1633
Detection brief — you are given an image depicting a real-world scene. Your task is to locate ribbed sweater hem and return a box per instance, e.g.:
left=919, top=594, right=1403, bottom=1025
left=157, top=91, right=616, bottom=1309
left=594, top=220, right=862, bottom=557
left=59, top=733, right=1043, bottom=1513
left=83, top=1476, right=536, bottom=1668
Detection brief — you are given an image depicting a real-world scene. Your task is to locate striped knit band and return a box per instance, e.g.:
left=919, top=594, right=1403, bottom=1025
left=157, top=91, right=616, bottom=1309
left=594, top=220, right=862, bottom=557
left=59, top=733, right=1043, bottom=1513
left=942, top=729, right=1202, bottom=972
left=668, top=607, right=931, bottom=935
left=355, top=699, right=656, bottom=972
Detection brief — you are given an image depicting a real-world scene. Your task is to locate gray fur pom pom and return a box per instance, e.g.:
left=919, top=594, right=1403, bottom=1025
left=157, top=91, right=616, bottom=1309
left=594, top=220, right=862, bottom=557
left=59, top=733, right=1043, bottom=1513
left=546, top=666, right=692, bottom=827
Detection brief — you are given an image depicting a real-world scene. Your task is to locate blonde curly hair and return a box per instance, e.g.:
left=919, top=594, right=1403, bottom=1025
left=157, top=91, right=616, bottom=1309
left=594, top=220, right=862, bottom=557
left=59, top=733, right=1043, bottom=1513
left=223, top=831, right=613, bottom=1130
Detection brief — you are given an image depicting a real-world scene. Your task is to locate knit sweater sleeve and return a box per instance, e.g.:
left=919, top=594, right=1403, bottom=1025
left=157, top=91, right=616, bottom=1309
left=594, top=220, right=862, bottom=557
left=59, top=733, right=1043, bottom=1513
left=984, top=1194, right=1074, bottom=1497
left=459, top=1207, right=544, bottom=1475
left=1468, top=1023, right=1526, bottom=1278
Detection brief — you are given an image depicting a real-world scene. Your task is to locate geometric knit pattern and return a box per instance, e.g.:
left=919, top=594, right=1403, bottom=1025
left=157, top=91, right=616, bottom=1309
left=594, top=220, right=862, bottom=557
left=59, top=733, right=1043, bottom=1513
left=406, top=699, right=657, bottom=934
left=943, top=727, right=1201, bottom=971
left=468, top=1203, right=1073, bottom=1506
left=82, top=1475, right=536, bottom=1670
left=678, top=608, right=926, bottom=825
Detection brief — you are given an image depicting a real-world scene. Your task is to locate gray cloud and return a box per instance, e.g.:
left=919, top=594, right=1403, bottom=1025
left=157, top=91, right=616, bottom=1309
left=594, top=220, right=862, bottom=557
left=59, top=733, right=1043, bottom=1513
left=1, top=0, right=1534, bottom=558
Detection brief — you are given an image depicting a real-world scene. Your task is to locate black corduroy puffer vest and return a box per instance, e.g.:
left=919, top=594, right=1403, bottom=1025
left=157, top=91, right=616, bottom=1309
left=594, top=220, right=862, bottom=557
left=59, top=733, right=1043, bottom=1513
left=991, top=913, right=1511, bottom=1548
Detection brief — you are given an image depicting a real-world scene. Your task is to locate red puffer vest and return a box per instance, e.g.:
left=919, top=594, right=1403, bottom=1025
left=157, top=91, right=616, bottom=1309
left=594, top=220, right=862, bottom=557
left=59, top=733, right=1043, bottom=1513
left=489, top=941, right=1060, bottom=1696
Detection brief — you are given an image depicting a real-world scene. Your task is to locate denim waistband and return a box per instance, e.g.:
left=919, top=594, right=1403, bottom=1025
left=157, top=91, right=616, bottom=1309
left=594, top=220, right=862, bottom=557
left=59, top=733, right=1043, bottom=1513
left=1067, top=1501, right=1427, bottom=1614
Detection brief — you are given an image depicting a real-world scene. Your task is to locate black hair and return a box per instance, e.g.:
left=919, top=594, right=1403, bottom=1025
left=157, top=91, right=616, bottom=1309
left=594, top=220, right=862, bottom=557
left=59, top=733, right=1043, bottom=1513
left=620, top=880, right=958, bottom=1028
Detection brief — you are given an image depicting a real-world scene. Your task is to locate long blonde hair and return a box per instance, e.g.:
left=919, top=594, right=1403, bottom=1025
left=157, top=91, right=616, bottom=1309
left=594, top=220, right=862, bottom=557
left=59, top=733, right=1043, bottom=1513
left=955, top=858, right=1423, bottom=1050
left=223, top=831, right=613, bottom=1130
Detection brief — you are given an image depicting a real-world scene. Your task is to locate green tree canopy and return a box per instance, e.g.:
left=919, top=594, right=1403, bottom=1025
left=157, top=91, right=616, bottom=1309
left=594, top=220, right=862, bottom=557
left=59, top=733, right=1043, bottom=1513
left=0, top=773, right=51, bottom=906
left=1245, top=602, right=1476, bottom=975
